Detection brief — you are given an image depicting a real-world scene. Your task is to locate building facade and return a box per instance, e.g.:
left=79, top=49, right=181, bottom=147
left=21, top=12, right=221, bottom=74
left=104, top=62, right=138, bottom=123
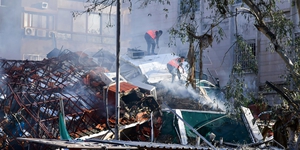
left=123, top=0, right=297, bottom=104
left=0, top=0, right=117, bottom=60
left=0, top=0, right=296, bottom=104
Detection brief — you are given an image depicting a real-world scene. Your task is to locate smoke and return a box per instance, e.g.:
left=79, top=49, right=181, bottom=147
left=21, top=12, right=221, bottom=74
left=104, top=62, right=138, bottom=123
left=157, top=80, right=227, bottom=111
left=0, top=1, right=24, bottom=59
left=0, top=1, right=176, bottom=60
left=201, top=88, right=228, bottom=111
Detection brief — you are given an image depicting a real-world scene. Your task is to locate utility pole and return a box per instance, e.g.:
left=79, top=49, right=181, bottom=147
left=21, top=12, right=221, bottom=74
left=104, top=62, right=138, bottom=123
left=115, top=0, right=121, bottom=140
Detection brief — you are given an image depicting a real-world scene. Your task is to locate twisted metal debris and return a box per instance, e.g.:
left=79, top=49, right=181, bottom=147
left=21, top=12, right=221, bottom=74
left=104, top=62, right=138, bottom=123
left=0, top=49, right=161, bottom=150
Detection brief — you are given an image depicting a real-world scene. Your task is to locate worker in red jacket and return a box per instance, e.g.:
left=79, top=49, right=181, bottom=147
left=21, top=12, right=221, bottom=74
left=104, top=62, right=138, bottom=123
left=144, top=30, right=163, bottom=55
left=167, top=56, right=185, bottom=83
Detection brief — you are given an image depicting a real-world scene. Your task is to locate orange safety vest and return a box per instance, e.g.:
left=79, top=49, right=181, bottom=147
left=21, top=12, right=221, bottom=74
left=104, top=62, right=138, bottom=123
left=168, top=58, right=180, bottom=68
left=147, top=30, right=157, bottom=39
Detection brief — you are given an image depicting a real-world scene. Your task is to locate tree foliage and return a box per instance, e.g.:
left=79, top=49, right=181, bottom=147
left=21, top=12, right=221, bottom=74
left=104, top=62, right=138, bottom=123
left=208, top=1, right=300, bottom=148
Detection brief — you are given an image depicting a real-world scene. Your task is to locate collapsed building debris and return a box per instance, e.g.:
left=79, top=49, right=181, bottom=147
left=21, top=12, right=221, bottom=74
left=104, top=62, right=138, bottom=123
left=0, top=49, right=284, bottom=150
left=155, top=81, right=226, bottom=112
left=0, top=49, right=162, bottom=150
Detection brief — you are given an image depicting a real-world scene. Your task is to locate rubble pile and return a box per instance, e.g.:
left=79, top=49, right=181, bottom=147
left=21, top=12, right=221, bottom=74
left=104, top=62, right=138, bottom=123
left=157, top=95, right=203, bottom=110
left=0, top=49, right=161, bottom=149
left=156, top=85, right=225, bottom=112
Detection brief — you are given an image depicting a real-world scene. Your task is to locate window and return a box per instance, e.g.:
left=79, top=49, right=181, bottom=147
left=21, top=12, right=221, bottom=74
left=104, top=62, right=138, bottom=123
left=23, top=12, right=54, bottom=30
left=102, top=14, right=116, bottom=36
left=70, top=13, right=116, bottom=36
left=179, top=0, right=200, bottom=14
left=56, top=10, right=116, bottom=44
left=88, top=14, right=101, bottom=34
left=0, top=0, right=9, bottom=6
left=73, top=14, right=86, bottom=33
left=235, top=39, right=256, bottom=73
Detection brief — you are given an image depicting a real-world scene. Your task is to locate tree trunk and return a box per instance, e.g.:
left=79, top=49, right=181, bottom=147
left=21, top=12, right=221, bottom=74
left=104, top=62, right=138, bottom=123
left=296, top=0, right=300, bottom=21
left=242, top=0, right=300, bottom=84
left=186, top=32, right=213, bottom=89
left=199, top=43, right=203, bottom=82
left=187, top=38, right=196, bottom=88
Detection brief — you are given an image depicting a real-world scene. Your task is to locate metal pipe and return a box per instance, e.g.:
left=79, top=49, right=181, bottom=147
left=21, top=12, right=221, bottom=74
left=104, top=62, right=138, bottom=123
left=151, top=111, right=154, bottom=142
left=103, top=86, right=109, bottom=130
left=196, top=136, right=200, bottom=146
left=59, top=97, right=66, bottom=126
left=105, top=83, right=116, bottom=136
left=115, top=0, right=121, bottom=141
left=257, top=111, right=272, bottom=118
left=173, top=112, right=181, bottom=144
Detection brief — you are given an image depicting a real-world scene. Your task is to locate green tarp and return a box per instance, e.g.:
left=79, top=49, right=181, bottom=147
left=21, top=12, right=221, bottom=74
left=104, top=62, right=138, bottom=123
left=160, top=110, right=252, bottom=144
left=58, top=113, right=72, bottom=140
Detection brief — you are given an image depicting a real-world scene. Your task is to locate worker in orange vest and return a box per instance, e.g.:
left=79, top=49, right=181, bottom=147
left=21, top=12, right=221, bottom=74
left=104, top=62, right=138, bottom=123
left=167, top=56, right=185, bottom=83
left=144, top=30, right=163, bottom=55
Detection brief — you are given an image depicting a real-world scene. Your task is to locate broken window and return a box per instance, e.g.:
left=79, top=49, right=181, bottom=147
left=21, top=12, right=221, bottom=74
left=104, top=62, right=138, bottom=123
left=101, top=14, right=116, bottom=36
left=68, top=12, right=116, bottom=37
left=88, top=14, right=101, bottom=34
left=235, top=39, right=256, bottom=73
left=73, top=14, right=87, bottom=33
left=56, top=10, right=115, bottom=44
left=23, top=12, right=54, bottom=30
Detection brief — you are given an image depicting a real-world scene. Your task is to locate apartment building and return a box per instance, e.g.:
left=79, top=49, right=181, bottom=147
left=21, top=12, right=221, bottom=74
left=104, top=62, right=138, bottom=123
left=0, top=0, right=296, bottom=104
left=124, top=0, right=297, bottom=104
left=0, top=0, right=117, bottom=60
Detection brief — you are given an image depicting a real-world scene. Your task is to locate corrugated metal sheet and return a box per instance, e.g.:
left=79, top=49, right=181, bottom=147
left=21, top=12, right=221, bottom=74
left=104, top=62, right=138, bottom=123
left=107, top=82, right=139, bottom=106
left=108, top=82, right=138, bottom=93
left=17, top=138, right=212, bottom=150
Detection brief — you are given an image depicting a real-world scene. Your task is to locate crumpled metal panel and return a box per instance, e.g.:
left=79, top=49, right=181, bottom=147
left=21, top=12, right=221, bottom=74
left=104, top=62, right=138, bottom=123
left=109, top=82, right=138, bottom=94
left=0, top=49, right=162, bottom=150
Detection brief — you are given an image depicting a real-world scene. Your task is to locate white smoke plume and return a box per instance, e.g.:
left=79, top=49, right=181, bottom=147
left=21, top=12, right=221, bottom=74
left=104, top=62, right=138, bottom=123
left=157, top=80, right=227, bottom=111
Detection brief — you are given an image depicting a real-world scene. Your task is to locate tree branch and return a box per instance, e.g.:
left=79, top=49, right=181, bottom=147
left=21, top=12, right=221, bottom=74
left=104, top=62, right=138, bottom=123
left=296, top=0, right=300, bottom=26
left=242, top=0, right=300, bottom=83
left=221, top=41, right=237, bottom=66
